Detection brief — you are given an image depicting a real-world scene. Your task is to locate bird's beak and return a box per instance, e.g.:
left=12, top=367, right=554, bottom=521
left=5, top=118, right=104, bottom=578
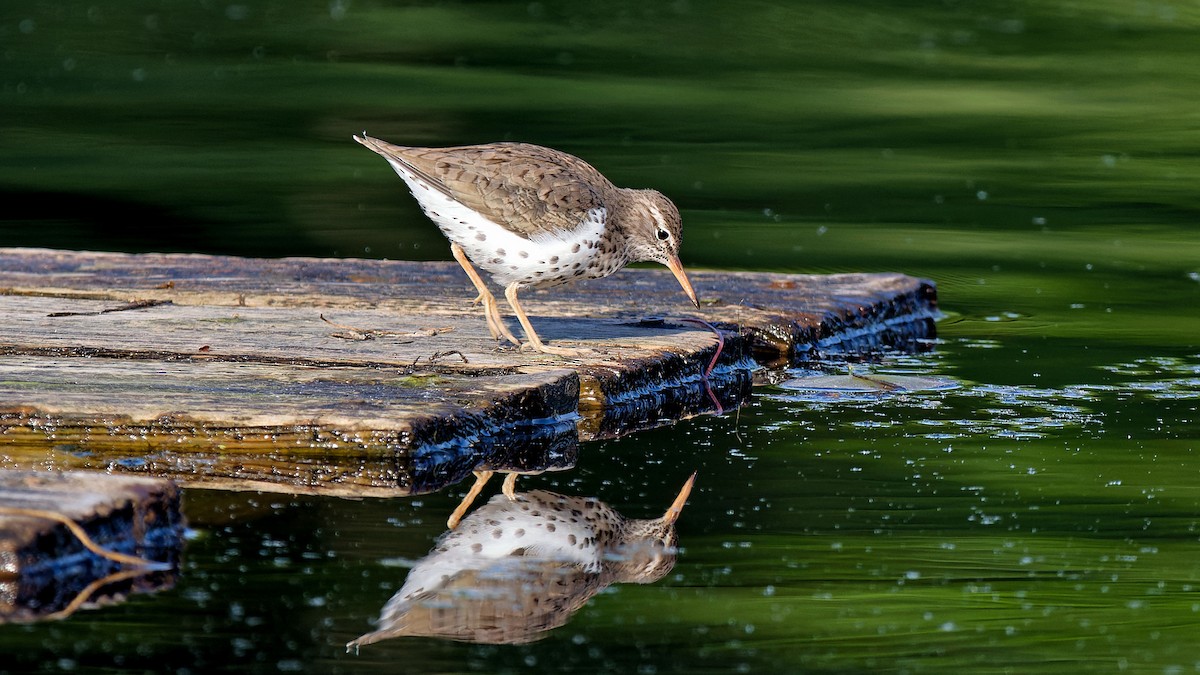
left=662, top=472, right=697, bottom=525
left=665, top=254, right=699, bottom=309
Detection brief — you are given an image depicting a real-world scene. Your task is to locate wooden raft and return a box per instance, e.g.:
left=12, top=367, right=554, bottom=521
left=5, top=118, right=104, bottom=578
left=0, top=470, right=184, bottom=622
left=0, top=247, right=938, bottom=496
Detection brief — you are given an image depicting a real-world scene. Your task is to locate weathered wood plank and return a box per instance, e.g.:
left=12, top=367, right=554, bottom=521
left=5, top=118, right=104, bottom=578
left=0, top=247, right=935, bottom=361
left=0, top=247, right=937, bottom=496
left=0, top=470, right=184, bottom=622
left=0, top=355, right=581, bottom=496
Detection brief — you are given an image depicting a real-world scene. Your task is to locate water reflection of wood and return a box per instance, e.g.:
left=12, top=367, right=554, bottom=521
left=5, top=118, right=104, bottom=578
left=348, top=474, right=695, bottom=647
left=0, top=471, right=184, bottom=623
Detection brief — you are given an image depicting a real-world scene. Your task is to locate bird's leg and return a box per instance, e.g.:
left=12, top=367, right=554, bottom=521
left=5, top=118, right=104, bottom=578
left=450, top=243, right=509, bottom=342
left=482, top=294, right=521, bottom=346
left=501, top=472, right=518, bottom=500
left=504, top=283, right=592, bottom=357
left=446, top=470, right=494, bottom=530
left=449, top=244, right=520, bottom=346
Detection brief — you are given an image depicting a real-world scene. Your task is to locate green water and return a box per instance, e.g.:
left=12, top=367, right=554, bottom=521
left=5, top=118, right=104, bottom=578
left=3, top=0, right=1200, bottom=672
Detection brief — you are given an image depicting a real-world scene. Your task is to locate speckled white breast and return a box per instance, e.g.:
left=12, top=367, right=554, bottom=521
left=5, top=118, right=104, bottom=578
left=384, top=159, right=613, bottom=288
left=389, top=493, right=603, bottom=609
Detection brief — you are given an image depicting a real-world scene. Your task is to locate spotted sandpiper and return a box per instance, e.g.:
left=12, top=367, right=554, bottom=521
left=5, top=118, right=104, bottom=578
left=348, top=473, right=696, bottom=647
left=353, top=135, right=700, bottom=357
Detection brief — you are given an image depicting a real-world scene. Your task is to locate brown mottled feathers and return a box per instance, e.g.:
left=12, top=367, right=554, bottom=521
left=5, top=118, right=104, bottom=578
left=384, top=143, right=613, bottom=238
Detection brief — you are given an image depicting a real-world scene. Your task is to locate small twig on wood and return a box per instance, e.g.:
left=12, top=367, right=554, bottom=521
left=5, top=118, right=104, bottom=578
left=325, top=326, right=375, bottom=341
left=410, top=326, right=456, bottom=337
left=47, top=299, right=173, bottom=318
left=428, top=350, right=469, bottom=364
left=320, top=314, right=454, bottom=341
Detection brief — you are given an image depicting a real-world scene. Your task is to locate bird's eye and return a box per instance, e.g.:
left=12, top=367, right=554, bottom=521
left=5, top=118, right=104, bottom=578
left=656, top=229, right=670, bottom=241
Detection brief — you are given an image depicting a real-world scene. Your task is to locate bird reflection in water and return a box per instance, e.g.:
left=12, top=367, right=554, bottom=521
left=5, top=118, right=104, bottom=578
left=348, top=473, right=696, bottom=648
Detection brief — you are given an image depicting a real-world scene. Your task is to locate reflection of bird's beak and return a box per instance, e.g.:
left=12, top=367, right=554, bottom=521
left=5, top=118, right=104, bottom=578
left=665, top=254, right=699, bottom=308
left=662, top=472, right=697, bottom=525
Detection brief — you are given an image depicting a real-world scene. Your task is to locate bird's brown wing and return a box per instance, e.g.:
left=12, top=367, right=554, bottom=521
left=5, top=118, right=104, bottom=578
left=349, top=561, right=603, bottom=646
left=391, top=143, right=612, bottom=239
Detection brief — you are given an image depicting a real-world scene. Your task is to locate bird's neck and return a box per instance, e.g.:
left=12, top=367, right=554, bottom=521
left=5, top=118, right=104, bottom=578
left=606, top=189, right=653, bottom=262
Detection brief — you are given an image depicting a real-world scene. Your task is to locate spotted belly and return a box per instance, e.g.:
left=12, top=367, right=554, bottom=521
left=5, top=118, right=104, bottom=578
left=386, top=159, right=620, bottom=288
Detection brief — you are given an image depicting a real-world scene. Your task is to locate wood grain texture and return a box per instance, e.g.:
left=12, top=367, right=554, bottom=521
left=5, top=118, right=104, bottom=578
left=0, top=248, right=937, bottom=495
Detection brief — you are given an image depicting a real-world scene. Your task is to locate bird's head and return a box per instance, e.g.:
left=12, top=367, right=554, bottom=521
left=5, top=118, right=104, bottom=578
left=625, top=190, right=698, bottom=308
left=608, top=472, right=696, bottom=584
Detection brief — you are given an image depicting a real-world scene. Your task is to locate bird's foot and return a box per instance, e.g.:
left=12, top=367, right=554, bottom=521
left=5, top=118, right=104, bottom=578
left=502, top=473, right=518, bottom=500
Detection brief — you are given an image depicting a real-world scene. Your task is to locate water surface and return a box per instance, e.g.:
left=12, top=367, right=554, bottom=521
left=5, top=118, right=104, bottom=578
left=2, top=1, right=1199, bottom=672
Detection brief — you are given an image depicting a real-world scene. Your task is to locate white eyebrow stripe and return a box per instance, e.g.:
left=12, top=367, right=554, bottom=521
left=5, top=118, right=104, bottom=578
left=648, top=203, right=667, bottom=232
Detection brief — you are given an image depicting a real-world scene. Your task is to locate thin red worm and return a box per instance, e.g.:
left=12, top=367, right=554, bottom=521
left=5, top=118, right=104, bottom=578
left=678, top=318, right=725, bottom=414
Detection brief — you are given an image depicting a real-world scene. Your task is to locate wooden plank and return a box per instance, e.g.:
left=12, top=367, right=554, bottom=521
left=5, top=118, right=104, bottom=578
left=0, top=470, right=184, bottom=623
left=0, top=247, right=935, bottom=362
left=0, top=248, right=938, bottom=495
left=0, top=355, right=581, bottom=496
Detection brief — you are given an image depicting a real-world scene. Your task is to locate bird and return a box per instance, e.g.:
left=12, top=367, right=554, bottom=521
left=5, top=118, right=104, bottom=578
left=353, top=134, right=699, bottom=357
left=347, top=473, right=696, bottom=648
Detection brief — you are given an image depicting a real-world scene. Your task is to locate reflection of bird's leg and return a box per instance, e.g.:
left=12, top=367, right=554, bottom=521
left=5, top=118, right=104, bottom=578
left=502, top=473, right=518, bottom=500
left=447, top=470, right=494, bottom=529
left=450, top=243, right=520, bottom=346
